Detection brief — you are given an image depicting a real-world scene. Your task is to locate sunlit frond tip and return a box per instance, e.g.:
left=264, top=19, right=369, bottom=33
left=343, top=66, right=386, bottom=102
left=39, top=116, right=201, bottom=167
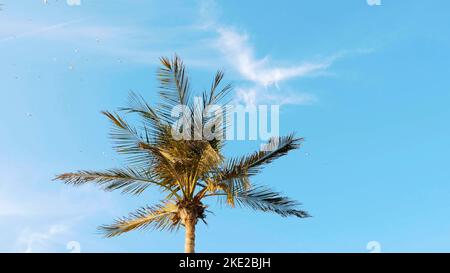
left=53, top=168, right=160, bottom=195
left=235, top=186, right=311, bottom=218
left=221, top=134, right=303, bottom=178
left=99, top=202, right=180, bottom=238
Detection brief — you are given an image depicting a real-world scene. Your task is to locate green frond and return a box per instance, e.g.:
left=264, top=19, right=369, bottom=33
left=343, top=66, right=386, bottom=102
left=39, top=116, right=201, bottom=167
left=200, top=70, right=232, bottom=153
left=195, top=141, right=223, bottom=173
left=119, top=91, right=162, bottom=138
left=157, top=55, right=192, bottom=124
left=203, top=70, right=233, bottom=107
left=102, top=110, right=156, bottom=168
left=119, top=91, right=159, bottom=122
left=99, top=201, right=180, bottom=237
left=210, top=134, right=302, bottom=205
left=213, top=185, right=310, bottom=218
left=219, top=134, right=302, bottom=180
left=53, top=168, right=177, bottom=196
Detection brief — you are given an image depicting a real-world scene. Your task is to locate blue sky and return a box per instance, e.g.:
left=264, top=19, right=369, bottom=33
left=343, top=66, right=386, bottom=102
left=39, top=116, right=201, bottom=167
left=1, top=0, right=450, bottom=252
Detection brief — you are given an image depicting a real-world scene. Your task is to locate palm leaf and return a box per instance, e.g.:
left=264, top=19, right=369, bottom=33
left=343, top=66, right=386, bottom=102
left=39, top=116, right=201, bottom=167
left=119, top=91, right=159, bottom=122
left=54, top=168, right=178, bottom=196
left=219, top=134, right=302, bottom=180
left=201, top=70, right=232, bottom=152
left=211, top=134, right=303, bottom=204
left=102, top=111, right=156, bottom=168
left=203, top=70, right=233, bottom=107
left=214, top=185, right=310, bottom=218
left=99, top=201, right=180, bottom=237
left=118, top=91, right=166, bottom=141
left=157, top=55, right=192, bottom=124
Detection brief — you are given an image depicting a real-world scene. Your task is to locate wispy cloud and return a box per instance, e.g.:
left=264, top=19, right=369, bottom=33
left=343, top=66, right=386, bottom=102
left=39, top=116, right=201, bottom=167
left=216, top=27, right=330, bottom=87
left=0, top=161, right=115, bottom=252
left=0, top=16, right=218, bottom=69
left=212, top=26, right=329, bottom=106
left=17, top=224, right=69, bottom=253
left=235, top=86, right=317, bottom=106
left=197, top=0, right=332, bottom=106
left=0, top=18, right=87, bottom=42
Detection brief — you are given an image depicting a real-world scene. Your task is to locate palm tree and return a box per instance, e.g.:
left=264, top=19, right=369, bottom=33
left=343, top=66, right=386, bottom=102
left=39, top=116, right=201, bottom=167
left=54, top=55, right=310, bottom=253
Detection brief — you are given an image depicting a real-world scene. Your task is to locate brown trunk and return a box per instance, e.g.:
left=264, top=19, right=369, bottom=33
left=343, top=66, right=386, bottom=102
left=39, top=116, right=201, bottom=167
left=184, top=216, right=196, bottom=253
left=180, top=207, right=197, bottom=253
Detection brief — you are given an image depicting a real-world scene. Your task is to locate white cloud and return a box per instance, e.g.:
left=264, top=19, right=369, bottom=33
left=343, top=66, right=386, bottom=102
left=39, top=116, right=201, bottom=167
left=17, top=224, right=69, bottom=253
left=0, top=17, right=219, bottom=69
left=213, top=26, right=330, bottom=106
left=0, top=161, right=115, bottom=252
left=198, top=0, right=221, bottom=29
left=0, top=177, right=114, bottom=220
left=216, top=27, right=330, bottom=87
left=0, top=18, right=87, bottom=42
left=198, top=0, right=332, bottom=106
left=235, top=87, right=317, bottom=106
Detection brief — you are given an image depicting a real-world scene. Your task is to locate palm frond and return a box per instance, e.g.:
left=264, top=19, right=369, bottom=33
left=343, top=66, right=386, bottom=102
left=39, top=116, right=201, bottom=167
left=187, top=141, right=223, bottom=197
left=120, top=91, right=159, bottom=120
left=201, top=70, right=232, bottom=152
left=99, top=202, right=180, bottom=237
left=211, top=134, right=302, bottom=204
left=54, top=168, right=177, bottom=196
left=219, top=134, right=303, bottom=180
left=119, top=91, right=161, bottom=133
left=213, top=185, right=310, bottom=218
left=102, top=111, right=156, bottom=168
left=203, top=70, right=233, bottom=107
left=157, top=55, right=192, bottom=124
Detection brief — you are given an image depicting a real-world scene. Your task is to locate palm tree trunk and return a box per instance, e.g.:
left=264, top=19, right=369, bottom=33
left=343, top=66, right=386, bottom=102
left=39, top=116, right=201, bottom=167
left=184, top=216, right=196, bottom=253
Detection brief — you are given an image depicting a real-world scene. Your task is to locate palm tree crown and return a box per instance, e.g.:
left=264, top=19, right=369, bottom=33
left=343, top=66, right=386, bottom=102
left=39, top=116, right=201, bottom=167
left=55, top=55, right=310, bottom=253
